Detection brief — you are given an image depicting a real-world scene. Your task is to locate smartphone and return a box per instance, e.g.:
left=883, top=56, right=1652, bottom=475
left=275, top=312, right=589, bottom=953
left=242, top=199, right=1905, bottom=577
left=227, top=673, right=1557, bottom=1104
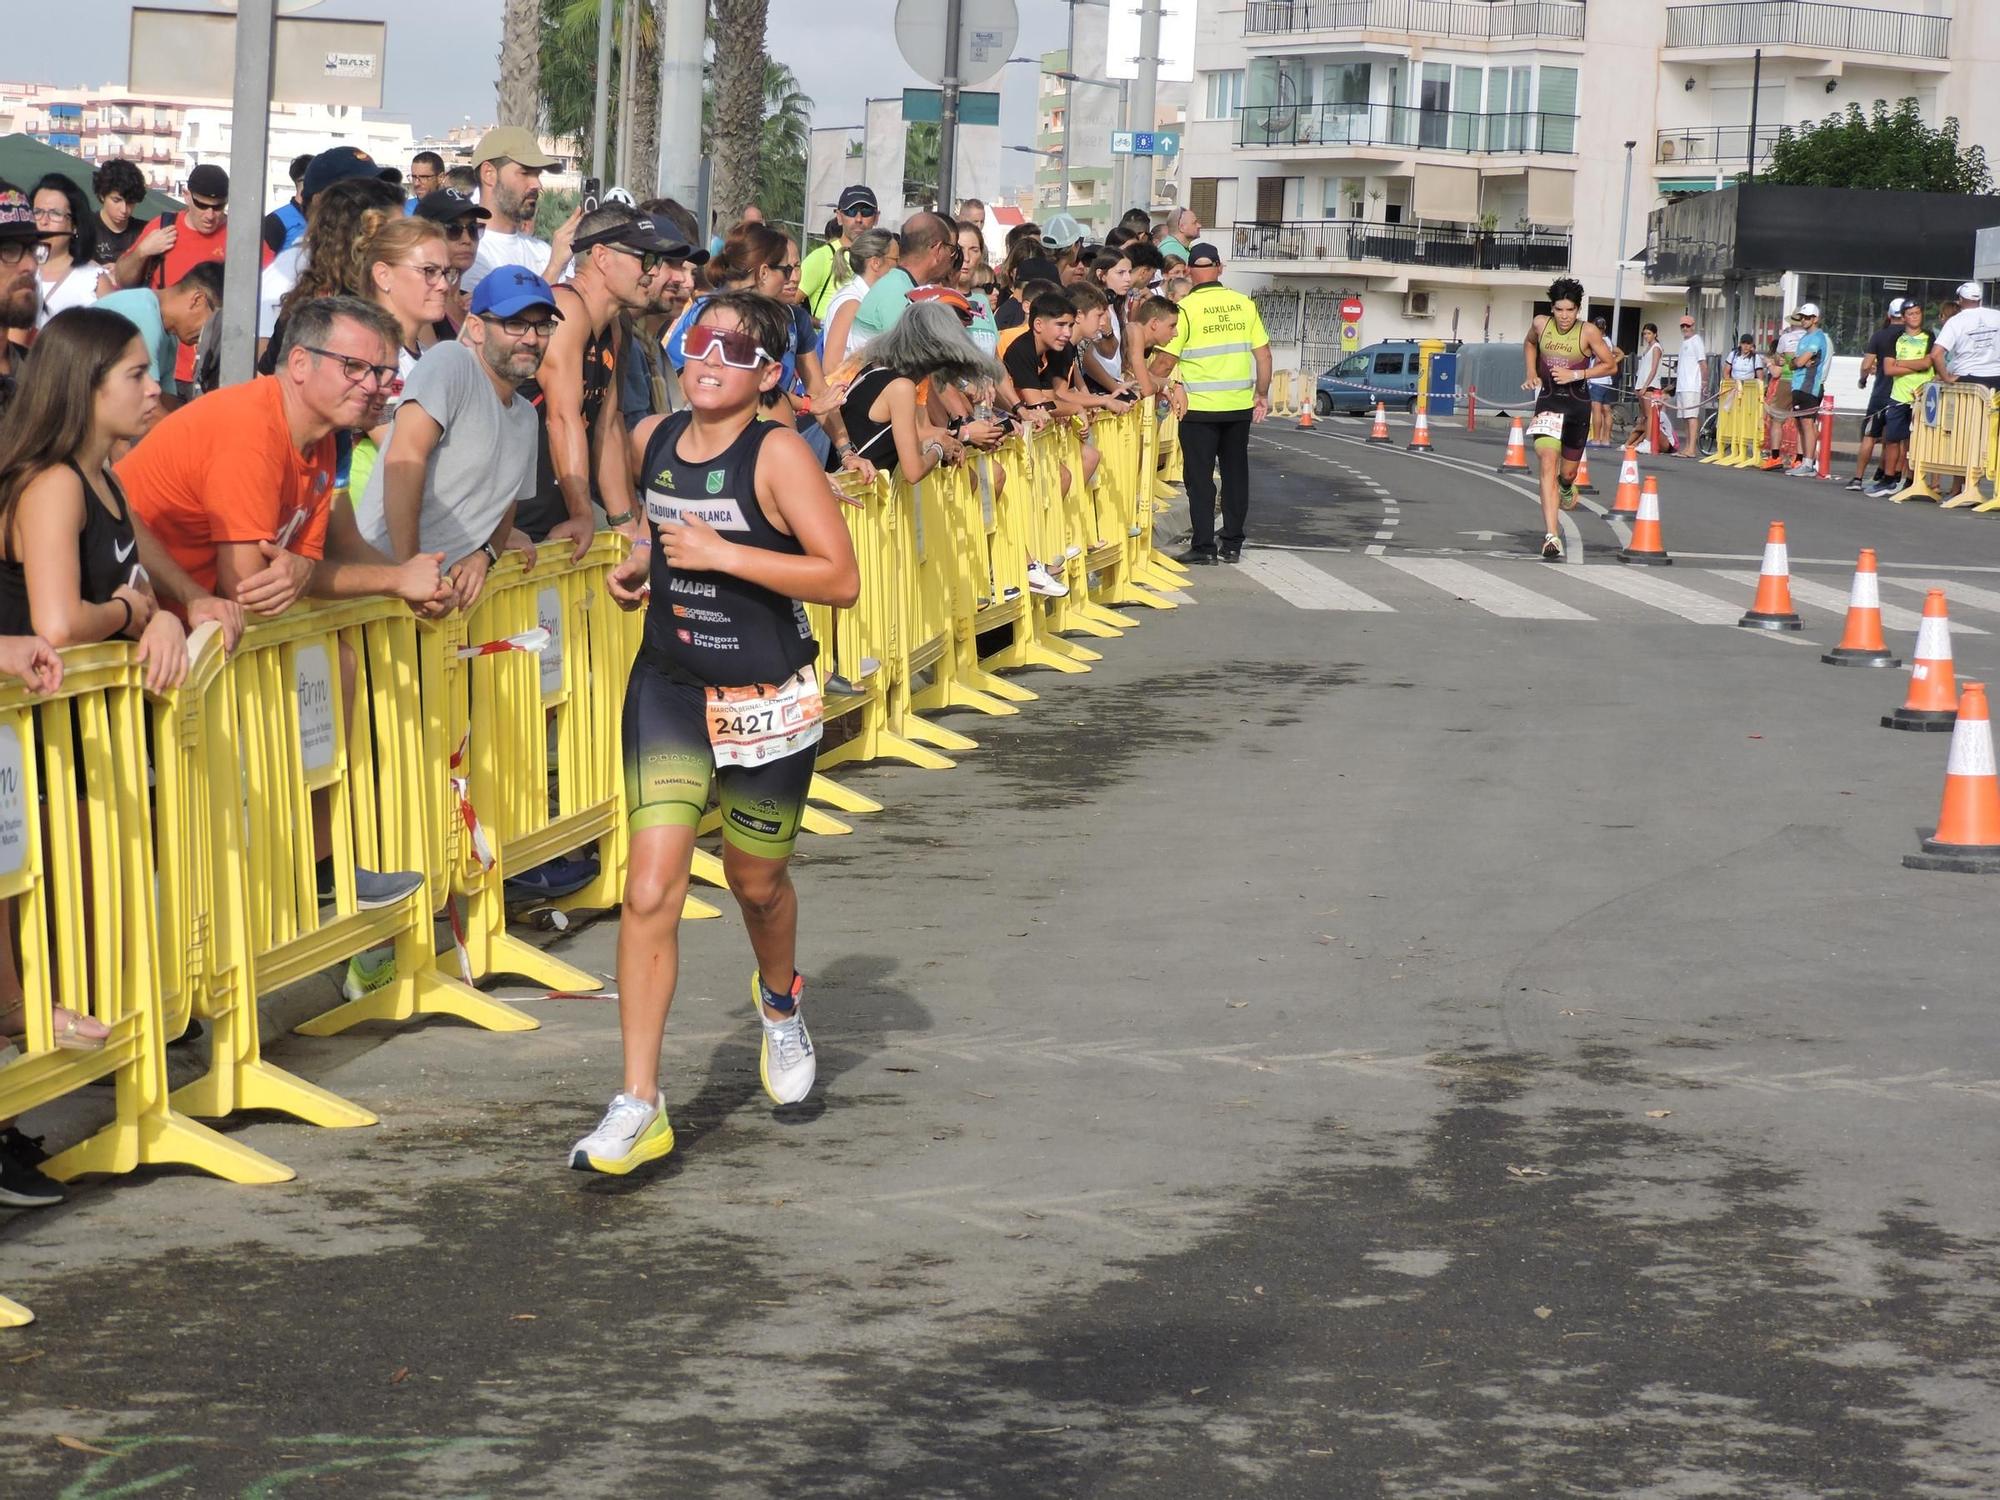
left=581, top=177, right=601, bottom=214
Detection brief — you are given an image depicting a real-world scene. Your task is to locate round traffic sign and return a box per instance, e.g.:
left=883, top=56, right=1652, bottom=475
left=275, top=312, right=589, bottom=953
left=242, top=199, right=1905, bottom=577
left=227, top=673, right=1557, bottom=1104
left=894, top=0, right=1020, bottom=88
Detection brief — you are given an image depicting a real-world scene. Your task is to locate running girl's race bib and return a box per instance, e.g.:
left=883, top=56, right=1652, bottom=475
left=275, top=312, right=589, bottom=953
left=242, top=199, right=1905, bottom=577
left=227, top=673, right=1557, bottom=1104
left=704, top=666, right=824, bottom=768
left=1527, top=411, right=1565, bottom=440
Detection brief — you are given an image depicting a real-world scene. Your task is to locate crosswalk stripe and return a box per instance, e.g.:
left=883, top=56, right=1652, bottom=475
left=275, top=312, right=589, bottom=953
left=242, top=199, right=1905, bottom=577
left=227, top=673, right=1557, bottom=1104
left=1560, top=566, right=1746, bottom=624
left=1377, top=557, right=1593, bottom=620
left=1878, top=575, right=2000, bottom=624
left=1237, top=550, right=1395, bottom=611
left=1709, top=571, right=1987, bottom=635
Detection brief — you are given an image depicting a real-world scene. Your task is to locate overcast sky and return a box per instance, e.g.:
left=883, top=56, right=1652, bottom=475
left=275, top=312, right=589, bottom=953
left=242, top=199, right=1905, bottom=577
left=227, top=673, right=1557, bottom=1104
left=9, top=0, right=1068, bottom=189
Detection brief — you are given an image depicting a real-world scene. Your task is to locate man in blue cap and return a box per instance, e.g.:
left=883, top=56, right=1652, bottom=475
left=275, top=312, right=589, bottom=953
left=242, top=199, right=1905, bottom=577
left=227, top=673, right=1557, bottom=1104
left=355, top=265, right=560, bottom=612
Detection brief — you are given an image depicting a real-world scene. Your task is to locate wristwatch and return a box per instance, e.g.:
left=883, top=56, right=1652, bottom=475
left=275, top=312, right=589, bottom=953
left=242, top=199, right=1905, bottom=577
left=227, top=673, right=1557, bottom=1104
left=479, top=541, right=500, bottom=565
left=603, top=509, right=635, bottom=527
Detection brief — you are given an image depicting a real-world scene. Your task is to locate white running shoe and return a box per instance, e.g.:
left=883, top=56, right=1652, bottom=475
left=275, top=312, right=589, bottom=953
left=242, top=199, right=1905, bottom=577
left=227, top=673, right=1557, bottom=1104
left=753, top=971, right=816, bottom=1106
left=1026, top=561, right=1070, bottom=598
left=1062, top=543, right=1084, bottom=560
left=569, top=1091, right=674, bottom=1174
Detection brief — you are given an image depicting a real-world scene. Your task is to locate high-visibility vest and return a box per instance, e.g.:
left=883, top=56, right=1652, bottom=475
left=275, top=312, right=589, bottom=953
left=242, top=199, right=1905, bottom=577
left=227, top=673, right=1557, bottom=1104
left=1167, top=283, right=1267, bottom=414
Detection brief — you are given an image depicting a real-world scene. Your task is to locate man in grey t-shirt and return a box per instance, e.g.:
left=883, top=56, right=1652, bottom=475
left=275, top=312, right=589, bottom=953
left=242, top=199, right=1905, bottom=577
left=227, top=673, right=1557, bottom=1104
left=356, top=267, right=560, bottom=610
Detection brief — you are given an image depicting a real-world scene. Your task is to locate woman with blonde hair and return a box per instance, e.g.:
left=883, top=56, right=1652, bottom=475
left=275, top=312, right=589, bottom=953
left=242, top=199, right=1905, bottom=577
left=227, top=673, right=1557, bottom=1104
left=822, top=227, right=899, bottom=369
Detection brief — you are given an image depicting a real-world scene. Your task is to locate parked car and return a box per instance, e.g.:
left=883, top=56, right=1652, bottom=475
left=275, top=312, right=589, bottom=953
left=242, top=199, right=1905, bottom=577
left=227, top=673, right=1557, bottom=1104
left=1315, top=341, right=1428, bottom=416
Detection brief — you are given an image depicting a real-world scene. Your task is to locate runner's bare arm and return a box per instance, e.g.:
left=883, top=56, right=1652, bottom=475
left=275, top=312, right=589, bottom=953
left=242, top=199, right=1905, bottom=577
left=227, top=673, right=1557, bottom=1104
left=1523, top=317, right=1543, bottom=390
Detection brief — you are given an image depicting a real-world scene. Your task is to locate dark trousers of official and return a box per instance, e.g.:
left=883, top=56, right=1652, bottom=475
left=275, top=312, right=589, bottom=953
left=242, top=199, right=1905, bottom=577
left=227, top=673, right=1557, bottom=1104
left=1180, top=414, right=1252, bottom=551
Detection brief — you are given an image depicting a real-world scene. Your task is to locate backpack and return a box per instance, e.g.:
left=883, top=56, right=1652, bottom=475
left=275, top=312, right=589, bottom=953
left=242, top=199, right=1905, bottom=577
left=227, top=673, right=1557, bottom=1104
left=143, top=211, right=179, bottom=291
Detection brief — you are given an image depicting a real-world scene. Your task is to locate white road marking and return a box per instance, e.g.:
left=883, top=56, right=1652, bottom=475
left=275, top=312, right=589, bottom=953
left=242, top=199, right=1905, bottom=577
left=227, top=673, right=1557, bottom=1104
left=1237, top=550, right=1396, bottom=611
left=1378, top=557, right=1594, bottom=620
left=1708, top=570, right=1987, bottom=635
left=1877, top=576, right=2000, bottom=619
left=1562, top=566, right=1746, bottom=625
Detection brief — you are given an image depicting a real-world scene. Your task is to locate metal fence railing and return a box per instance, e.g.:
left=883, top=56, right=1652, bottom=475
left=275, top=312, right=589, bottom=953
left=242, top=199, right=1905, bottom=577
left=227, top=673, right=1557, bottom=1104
left=1231, top=219, right=1572, bottom=273
left=1664, top=2, right=1950, bottom=60
left=1239, top=102, right=1578, bottom=155
left=1656, top=124, right=1783, bottom=166
left=1243, top=0, right=1586, bottom=41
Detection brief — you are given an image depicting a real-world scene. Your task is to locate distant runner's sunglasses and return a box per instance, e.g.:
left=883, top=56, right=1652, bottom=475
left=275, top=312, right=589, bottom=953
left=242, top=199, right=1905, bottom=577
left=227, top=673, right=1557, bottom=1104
left=685, top=323, right=772, bottom=369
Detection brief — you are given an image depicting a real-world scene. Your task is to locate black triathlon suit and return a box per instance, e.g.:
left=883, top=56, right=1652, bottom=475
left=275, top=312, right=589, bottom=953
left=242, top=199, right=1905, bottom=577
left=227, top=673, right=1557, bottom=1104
left=1531, top=316, right=1593, bottom=462
left=625, top=412, right=820, bottom=858
left=519, top=287, right=621, bottom=541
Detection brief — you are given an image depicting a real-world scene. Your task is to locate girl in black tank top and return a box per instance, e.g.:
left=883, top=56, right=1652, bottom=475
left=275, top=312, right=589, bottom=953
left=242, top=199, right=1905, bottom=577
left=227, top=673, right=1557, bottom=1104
left=575, top=293, right=861, bottom=1176
left=0, top=307, right=212, bottom=695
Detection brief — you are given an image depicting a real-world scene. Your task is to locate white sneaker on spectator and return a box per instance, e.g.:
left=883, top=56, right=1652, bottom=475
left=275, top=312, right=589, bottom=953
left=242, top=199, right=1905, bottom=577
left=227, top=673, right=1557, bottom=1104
left=1027, top=562, right=1069, bottom=598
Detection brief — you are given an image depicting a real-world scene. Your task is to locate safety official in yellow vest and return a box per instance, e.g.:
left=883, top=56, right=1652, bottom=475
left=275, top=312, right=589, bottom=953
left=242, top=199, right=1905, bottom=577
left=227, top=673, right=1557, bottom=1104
left=1153, top=242, right=1271, bottom=563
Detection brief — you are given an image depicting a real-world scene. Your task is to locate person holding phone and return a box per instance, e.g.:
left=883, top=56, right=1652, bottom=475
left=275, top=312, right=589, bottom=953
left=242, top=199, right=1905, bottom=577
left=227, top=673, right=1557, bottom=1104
left=569, top=291, right=860, bottom=1176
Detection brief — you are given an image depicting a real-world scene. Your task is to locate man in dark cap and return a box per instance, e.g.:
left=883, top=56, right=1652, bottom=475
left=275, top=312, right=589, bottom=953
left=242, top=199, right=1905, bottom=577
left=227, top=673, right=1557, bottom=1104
left=799, top=184, right=881, bottom=318
left=112, top=162, right=268, bottom=390
left=0, top=187, right=42, bottom=415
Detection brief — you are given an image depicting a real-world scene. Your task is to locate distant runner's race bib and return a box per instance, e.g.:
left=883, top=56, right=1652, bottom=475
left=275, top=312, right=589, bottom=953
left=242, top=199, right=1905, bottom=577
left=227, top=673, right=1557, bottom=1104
left=704, top=666, right=823, bottom=768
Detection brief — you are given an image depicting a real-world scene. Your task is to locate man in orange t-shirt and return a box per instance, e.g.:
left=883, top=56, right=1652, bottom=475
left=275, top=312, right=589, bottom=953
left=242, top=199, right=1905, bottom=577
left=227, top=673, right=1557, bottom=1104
left=118, top=295, right=451, bottom=615
left=116, top=294, right=451, bottom=910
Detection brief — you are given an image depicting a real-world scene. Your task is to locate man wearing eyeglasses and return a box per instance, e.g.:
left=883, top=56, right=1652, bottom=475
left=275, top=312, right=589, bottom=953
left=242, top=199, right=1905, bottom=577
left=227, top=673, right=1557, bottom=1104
left=112, top=162, right=269, bottom=390
left=0, top=188, right=40, bottom=417
left=527, top=205, right=695, bottom=562
left=799, top=184, right=881, bottom=319
left=356, top=268, right=553, bottom=613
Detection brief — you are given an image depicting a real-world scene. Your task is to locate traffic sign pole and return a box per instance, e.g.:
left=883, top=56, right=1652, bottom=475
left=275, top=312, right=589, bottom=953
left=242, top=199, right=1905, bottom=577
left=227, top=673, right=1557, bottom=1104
left=938, top=0, right=963, bottom=210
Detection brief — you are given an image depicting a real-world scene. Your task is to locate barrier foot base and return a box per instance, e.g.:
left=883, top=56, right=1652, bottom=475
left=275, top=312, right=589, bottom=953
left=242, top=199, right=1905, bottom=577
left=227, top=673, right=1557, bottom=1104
left=297, top=963, right=546, bottom=1036
left=1151, top=554, right=1191, bottom=579
left=1939, top=489, right=1986, bottom=511
left=801, top=805, right=853, bottom=837
left=809, top=772, right=883, bottom=814
left=1105, top=581, right=1177, bottom=610
left=901, top=713, right=979, bottom=753
left=912, top=678, right=1020, bottom=719
left=982, top=639, right=1092, bottom=676
left=1046, top=633, right=1104, bottom=663
left=820, top=731, right=957, bottom=772
left=0, top=1294, right=32, bottom=1328
left=45, top=1109, right=294, bottom=1186
left=690, top=846, right=729, bottom=888
left=1892, top=484, right=1940, bottom=504
left=1059, top=607, right=1128, bottom=639
left=682, top=891, right=722, bottom=920
left=172, top=1059, right=377, bottom=1131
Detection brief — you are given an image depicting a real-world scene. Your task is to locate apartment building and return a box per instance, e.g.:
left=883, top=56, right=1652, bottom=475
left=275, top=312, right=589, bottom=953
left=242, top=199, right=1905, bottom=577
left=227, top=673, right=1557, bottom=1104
left=4, top=80, right=415, bottom=209
left=1174, top=0, right=1996, bottom=371
left=1035, top=1, right=1190, bottom=231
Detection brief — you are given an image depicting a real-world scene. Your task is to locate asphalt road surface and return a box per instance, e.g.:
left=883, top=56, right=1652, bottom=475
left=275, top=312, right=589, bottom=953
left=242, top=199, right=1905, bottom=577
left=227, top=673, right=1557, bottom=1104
left=7, top=417, right=2000, bottom=1498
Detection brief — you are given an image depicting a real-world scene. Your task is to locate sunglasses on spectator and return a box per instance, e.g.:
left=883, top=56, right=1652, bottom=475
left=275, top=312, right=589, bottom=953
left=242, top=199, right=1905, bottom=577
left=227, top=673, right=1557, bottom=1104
left=304, top=346, right=399, bottom=388
left=443, top=222, right=484, bottom=241
left=684, top=324, right=772, bottom=369
left=606, top=246, right=670, bottom=274
left=188, top=196, right=226, bottom=213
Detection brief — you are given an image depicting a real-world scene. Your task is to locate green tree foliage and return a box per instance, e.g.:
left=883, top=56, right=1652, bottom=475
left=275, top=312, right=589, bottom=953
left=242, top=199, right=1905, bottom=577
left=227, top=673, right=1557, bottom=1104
left=701, top=60, right=814, bottom=234
left=904, top=123, right=939, bottom=211
left=1764, top=98, right=1992, bottom=194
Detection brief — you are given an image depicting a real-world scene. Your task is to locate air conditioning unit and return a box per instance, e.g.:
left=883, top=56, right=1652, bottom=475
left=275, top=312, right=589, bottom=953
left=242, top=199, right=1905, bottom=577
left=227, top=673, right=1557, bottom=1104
left=1155, top=180, right=1179, bottom=203
left=1405, top=290, right=1436, bottom=318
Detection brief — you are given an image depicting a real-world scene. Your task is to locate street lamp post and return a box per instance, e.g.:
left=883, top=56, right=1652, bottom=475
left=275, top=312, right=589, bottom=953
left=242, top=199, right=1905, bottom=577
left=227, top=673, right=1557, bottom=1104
left=1609, top=138, right=1637, bottom=356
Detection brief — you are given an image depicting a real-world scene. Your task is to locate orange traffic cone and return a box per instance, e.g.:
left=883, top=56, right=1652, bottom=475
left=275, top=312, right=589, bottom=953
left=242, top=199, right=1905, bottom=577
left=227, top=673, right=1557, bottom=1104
left=1297, top=400, right=1315, bottom=431
left=1498, top=417, right=1528, bottom=471
left=1904, top=682, right=2000, bottom=872
left=1407, top=408, right=1433, bottom=453
left=1368, top=402, right=1391, bottom=443
left=1822, top=549, right=1901, bottom=667
left=1883, top=590, right=1959, bottom=732
left=1608, top=446, right=1642, bottom=518
left=1618, top=476, right=1673, bottom=565
left=1738, top=521, right=1803, bottom=630
left=1574, top=448, right=1596, bottom=494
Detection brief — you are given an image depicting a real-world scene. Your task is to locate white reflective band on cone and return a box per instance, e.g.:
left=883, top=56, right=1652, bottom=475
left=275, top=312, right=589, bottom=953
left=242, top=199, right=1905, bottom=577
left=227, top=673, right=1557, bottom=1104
left=1760, top=542, right=1789, bottom=576
left=1915, top=614, right=1955, bottom=661
left=1637, top=492, right=1660, bottom=521
left=1850, top=570, right=1881, bottom=609
left=1946, top=713, right=1998, bottom=778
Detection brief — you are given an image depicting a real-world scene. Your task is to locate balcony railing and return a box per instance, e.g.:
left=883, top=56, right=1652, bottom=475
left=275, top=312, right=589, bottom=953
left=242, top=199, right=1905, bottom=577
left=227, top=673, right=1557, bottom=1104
left=1232, top=218, right=1572, bottom=272
left=1239, top=102, right=1578, bottom=155
left=1244, top=0, right=1585, bottom=40
left=1656, top=123, right=1782, bottom=165
left=1665, top=3, right=1950, bottom=60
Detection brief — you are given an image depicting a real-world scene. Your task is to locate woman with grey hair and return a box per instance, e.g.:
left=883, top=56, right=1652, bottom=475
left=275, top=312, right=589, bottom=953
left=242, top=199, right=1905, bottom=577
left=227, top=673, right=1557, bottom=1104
left=836, top=293, right=1004, bottom=484
left=821, top=227, right=900, bottom=369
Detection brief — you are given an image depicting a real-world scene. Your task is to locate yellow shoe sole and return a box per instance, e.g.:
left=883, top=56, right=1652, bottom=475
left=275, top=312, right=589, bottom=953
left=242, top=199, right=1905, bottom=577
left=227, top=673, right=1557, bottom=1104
left=572, top=1117, right=675, bottom=1175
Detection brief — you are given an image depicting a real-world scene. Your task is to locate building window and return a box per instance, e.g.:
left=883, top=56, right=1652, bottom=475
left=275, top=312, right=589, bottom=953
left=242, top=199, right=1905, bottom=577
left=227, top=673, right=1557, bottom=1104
left=1538, top=66, right=1578, bottom=153
left=1190, top=177, right=1219, bottom=228
left=1204, top=70, right=1244, bottom=121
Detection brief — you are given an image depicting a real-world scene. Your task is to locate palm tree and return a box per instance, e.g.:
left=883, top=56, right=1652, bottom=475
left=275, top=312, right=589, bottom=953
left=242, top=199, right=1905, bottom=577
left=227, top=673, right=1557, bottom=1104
left=700, top=59, right=812, bottom=232
left=537, top=1, right=662, bottom=195
left=498, top=0, right=543, bottom=125
left=708, top=0, right=769, bottom=223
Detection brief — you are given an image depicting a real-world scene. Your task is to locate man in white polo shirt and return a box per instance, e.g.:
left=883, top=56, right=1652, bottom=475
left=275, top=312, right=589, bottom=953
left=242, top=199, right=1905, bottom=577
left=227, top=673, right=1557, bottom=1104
left=1930, top=281, right=2000, bottom=391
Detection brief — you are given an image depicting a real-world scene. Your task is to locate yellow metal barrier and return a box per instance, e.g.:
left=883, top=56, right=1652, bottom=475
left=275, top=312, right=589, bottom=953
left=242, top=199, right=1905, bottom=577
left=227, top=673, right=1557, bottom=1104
left=1704, top=378, right=1765, bottom=468
left=1899, top=382, right=1997, bottom=505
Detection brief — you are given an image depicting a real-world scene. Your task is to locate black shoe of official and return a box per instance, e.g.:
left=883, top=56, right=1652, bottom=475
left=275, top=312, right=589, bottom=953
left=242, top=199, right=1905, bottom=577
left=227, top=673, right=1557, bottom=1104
left=1217, top=545, right=1242, bottom=563
left=1176, top=546, right=1218, bottom=566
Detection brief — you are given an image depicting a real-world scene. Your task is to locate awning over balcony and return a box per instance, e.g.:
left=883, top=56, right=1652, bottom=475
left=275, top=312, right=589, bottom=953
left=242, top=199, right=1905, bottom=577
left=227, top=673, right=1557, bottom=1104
left=1413, top=164, right=1479, bottom=223
left=1528, top=168, right=1574, bottom=227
